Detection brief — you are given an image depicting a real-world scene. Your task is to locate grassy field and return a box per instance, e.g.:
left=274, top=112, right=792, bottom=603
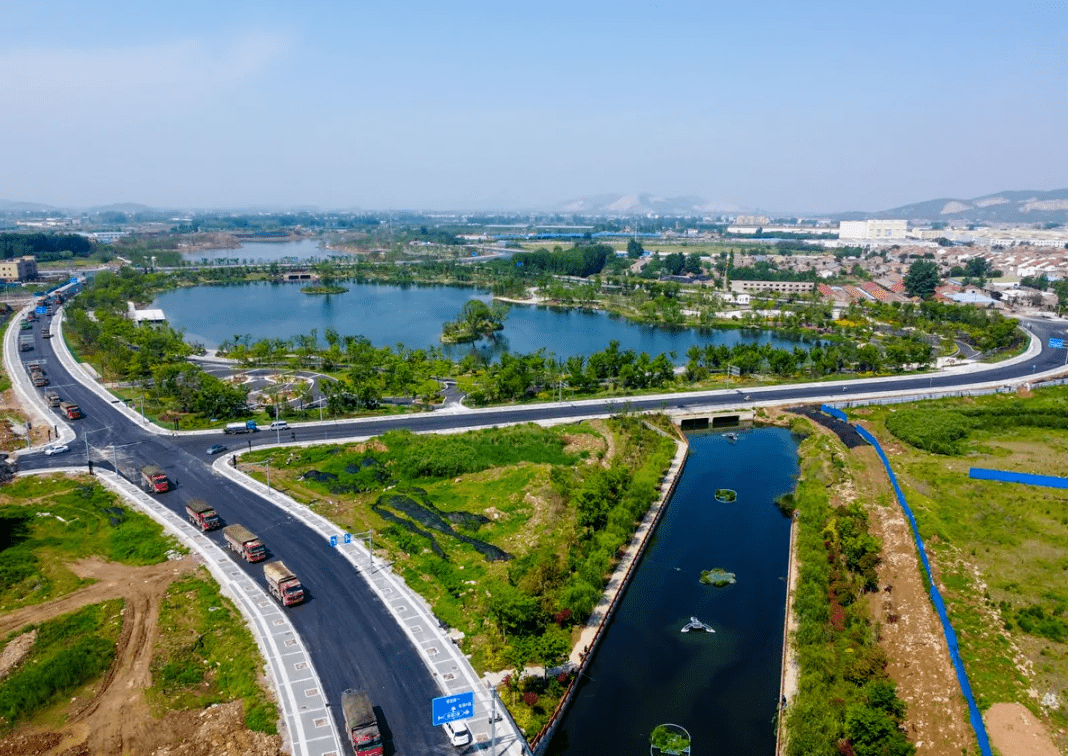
left=0, top=475, right=179, bottom=611
left=852, top=390, right=1068, bottom=737
left=148, top=571, right=277, bottom=733
left=0, top=600, right=123, bottom=732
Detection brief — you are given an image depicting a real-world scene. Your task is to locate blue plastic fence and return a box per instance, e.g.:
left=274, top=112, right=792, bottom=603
left=819, top=406, right=993, bottom=756
left=821, top=404, right=849, bottom=422
left=970, top=467, right=1068, bottom=489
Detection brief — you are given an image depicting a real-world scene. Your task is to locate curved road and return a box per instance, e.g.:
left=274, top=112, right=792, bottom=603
left=11, top=316, right=457, bottom=755
left=12, top=312, right=1068, bottom=753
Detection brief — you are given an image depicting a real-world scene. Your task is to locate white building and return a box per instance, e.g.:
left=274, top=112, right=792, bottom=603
left=838, top=219, right=907, bottom=240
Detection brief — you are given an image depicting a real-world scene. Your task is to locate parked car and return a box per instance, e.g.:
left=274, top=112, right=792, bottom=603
left=44, top=444, right=69, bottom=456
left=206, top=444, right=228, bottom=455
left=441, top=720, right=472, bottom=747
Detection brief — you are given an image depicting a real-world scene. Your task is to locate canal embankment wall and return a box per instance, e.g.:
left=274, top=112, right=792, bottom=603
left=528, top=421, right=690, bottom=755
left=775, top=509, right=801, bottom=756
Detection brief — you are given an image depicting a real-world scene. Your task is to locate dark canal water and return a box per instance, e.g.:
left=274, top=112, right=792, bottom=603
left=154, top=281, right=806, bottom=361
left=546, top=427, right=797, bottom=756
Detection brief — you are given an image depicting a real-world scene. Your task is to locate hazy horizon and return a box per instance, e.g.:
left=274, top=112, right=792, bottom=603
left=2, top=1, right=1065, bottom=214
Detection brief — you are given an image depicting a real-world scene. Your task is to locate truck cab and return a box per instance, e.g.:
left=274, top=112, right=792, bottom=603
left=140, top=465, right=170, bottom=494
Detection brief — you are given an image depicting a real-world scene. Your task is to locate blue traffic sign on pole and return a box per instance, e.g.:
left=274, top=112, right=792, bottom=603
left=431, top=691, right=474, bottom=726
left=344, top=532, right=352, bottom=544
left=329, top=535, right=338, bottom=547
left=1050, top=338, right=1064, bottom=350
left=35, top=306, right=47, bottom=315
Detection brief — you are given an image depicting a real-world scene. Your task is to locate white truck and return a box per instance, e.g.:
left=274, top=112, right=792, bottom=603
left=263, top=561, right=303, bottom=606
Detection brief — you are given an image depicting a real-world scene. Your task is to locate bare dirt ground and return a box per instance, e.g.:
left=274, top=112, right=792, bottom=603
left=0, top=557, right=283, bottom=756
left=867, top=498, right=973, bottom=756
left=0, top=387, right=51, bottom=452
left=985, top=702, right=1062, bottom=756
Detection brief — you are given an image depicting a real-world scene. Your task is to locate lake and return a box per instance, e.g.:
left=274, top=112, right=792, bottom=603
left=155, top=281, right=806, bottom=362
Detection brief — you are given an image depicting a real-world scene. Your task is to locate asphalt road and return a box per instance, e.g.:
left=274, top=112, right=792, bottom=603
left=13, top=313, right=1068, bottom=754
left=14, top=316, right=457, bottom=756
left=178, top=319, right=1068, bottom=458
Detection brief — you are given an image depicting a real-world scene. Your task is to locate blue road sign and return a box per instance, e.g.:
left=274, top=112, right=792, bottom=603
left=35, top=306, right=47, bottom=315
left=344, top=532, right=352, bottom=544
left=69, top=277, right=78, bottom=284
left=432, top=691, right=474, bottom=726
left=1050, top=338, right=1064, bottom=350
left=329, top=535, right=338, bottom=547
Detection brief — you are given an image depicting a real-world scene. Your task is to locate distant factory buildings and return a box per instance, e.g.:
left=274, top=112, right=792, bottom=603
left=838, top=219, right=907, bottom=240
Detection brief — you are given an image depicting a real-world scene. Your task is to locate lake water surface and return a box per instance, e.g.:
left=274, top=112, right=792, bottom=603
left=155, top=281, right=805, bottom=362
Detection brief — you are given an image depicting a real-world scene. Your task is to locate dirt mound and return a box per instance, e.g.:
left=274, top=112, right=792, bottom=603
left=146, top=701, right=281, bottom=756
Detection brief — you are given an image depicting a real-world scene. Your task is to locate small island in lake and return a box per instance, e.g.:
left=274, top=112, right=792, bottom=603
left=301, top=285, right=349, bottom=294
left=714, top=488, right=737, bottom=503
left=441, top=298, right=508, bottom=343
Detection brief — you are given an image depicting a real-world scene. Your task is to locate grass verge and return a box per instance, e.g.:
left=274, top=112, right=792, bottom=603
left=0, top=599, right=123, bottom=732
left=0, top=475, right=180, bottom=612
left=148, top=570, right=277, bottom=733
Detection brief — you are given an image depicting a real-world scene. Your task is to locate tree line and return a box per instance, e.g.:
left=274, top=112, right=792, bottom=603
left=0, top=232, right=93, bottom=262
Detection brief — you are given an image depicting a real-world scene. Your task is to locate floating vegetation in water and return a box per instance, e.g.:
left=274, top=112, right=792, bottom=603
left=714, top=488, right=737, bottom=503
left=700, top=568, right=736, bottom=586
left=650, top=723, right=692, bottom=754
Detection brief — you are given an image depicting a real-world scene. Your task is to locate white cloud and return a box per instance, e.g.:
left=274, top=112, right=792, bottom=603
left=0, top=33, right=288, bottom=127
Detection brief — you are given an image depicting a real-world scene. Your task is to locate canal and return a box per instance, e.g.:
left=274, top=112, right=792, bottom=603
left=546, top=427, right=797, bottom=756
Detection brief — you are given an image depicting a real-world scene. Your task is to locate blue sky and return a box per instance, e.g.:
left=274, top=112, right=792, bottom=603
left=1, top=1, right=1065, bottom=213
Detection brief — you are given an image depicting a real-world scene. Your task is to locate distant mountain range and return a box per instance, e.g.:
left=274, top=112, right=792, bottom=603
left=4, top=189, right=1068, bottom=224
left=835, top=189, right=1068, bottom=225
left=553, top=193, right=745, bottom=216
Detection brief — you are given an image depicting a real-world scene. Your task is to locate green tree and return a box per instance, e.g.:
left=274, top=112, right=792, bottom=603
left=535, top=626, right=571, bottom=677
left=626, top=238, right=644, bottom=258
left=903, top=260, right=939, bottom=299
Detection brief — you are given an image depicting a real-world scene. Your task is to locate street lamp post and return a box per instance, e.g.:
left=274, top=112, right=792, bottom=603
left=109, top=440, right=143, bottom=480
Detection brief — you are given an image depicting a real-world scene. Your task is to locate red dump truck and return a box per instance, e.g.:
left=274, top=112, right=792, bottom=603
left=59, top=401, right=81, bottom=420
left=341, top=690, right=383, bottom=756
left=223, top=524, right=267, bottom=562
left=263, top=561, right=303, bottom=606
left=140, top=465, right=169, bottom=494
left=185, top=499, right=221, bottom=531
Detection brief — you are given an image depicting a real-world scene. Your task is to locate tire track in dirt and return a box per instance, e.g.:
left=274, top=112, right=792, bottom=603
left=0, top=556, right=200, bottom=755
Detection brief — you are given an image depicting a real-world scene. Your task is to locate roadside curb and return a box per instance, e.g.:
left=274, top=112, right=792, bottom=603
left=14, top=466, right=344, bottom=756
